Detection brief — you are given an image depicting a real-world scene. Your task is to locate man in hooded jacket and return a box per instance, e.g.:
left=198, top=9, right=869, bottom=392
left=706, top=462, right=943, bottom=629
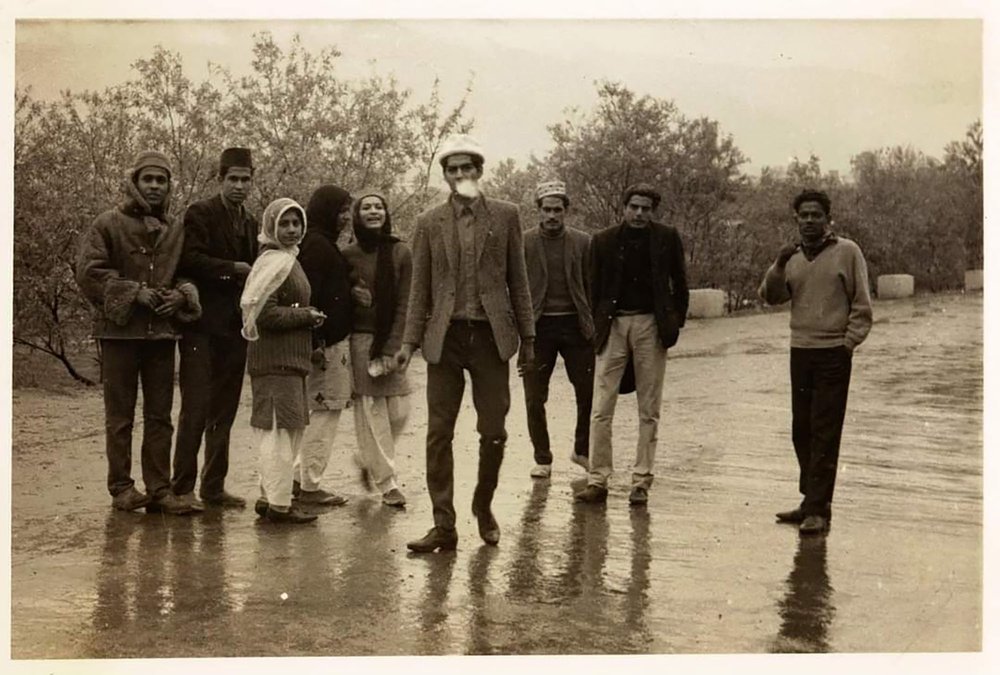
left=76, top=150, right=202, bottom=514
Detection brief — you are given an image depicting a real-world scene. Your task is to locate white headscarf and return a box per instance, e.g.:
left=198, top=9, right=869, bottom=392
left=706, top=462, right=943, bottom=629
left=240, top=197, right=307, bottom=341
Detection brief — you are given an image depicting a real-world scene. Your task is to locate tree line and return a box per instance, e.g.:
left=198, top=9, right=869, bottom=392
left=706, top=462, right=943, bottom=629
left=13, top=32, right=983, bottom=384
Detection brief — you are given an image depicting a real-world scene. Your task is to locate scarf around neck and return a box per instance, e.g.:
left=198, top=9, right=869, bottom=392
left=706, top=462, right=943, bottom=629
left=240, top=197, right=307, bottom=341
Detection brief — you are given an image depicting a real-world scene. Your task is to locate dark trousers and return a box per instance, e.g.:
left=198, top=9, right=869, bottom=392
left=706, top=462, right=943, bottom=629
left=790, top=346, right=853, bottom=517
left=172, top=331, right=248, bottom=498
left=425, top=321, right=511, bottom=530
left=101, top=339, right=176, bottom=498
left=523, top=314, right=594, bottom=463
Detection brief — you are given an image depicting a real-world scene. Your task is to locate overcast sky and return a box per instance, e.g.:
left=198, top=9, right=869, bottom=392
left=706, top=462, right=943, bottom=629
left=14, top=18, right=983, bottom=177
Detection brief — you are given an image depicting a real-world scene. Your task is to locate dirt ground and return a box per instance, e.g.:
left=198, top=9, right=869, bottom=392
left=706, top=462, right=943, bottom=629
left=6, top=292, right=983, bottom=661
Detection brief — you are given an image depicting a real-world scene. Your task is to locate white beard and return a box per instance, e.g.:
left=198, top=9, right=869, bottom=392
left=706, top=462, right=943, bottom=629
left=455, top=179, right=480, bottom=199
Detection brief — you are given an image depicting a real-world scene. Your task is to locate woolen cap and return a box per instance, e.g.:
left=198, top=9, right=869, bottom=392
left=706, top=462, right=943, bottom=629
left=131, top=150, right=172, bottom=178
left=535, top=180, right=567, bottom=202
left=437, top=133, right=485, bottom=167
left=220, top=147, right=254, bottom=173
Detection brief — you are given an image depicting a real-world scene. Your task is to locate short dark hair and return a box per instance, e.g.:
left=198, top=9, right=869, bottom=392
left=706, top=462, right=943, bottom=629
left=536, top=194, right=570, bottom=208
left=792, top=189, right=831, bottom=216
left=623, top=183, right=661, bottom=210
left=219, top=164, right=255, bottom=180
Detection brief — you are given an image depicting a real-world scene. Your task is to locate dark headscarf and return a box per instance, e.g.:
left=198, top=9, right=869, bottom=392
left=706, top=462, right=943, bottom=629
left=305, top=184, right=352, bottom=243
left=352, top=190, right=401, bottom=360
left=298, top=184, right=354, bottom=347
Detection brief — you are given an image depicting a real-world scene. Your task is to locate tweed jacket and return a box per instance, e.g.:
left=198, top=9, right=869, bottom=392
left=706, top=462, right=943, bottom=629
left=177, top=194, right=259, bottom=336
left=523, top=225, right=594, bottom=341
left=590, top=221, right=690, bottom=351
left=403, top=195, right=535, bottom=364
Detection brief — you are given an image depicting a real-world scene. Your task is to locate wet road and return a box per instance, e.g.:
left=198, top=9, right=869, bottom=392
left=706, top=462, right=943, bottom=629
left=9, top=293, right=982, bottom=657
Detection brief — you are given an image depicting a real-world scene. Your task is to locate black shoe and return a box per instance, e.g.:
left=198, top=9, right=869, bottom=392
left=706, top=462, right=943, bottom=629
left=146, top=492, right=196, bottom=515
left=574, top=484, right=609, bottom=503
left=472, top=506, right=500, bottom=546
left=628, top=486, right=649, bottom=507
left=201, top=491, right=247, bottom=508
left=799, top=515, right=829, bottom=535
left=111, top=486, right=152, bottom=512
left=406, top=527, right=459, bottom=553
left=296, top=488, right=348, bottom=506
left=254, top=499, right=269, bottom=518
left=775, top=507, right=805, bottom=523
left=265, top=505, right=317, bottom=524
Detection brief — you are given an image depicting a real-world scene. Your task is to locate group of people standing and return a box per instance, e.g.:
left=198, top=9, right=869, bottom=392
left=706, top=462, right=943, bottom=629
left=76, top=132, right=872, bottom=550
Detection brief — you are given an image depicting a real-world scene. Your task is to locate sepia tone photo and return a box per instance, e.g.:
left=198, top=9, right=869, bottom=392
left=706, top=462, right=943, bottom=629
left=3, top=4, right=990, bottom=673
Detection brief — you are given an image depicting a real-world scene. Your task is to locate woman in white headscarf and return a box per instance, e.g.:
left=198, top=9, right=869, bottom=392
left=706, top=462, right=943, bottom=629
left=241, top=197, right=326, bottom=524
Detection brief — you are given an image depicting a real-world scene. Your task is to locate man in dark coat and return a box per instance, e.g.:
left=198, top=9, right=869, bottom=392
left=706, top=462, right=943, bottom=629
left=396, top=133, right=535, bottom=552
left=171, top=147, right=258, bottom=508
left=575, top=183, right=689, bottom=507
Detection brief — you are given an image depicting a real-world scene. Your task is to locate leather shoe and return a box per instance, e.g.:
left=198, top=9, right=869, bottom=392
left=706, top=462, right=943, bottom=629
left=296, top=488, right=348, bottom=506
left=529, top=464, right=552, bottom=479
left=265, top=505, right=317, bottom=524
left=111, top=486, right=152, bottom=512
left=472, top=506, right=500, bottom=546
left=406, top=527, right=458, bottom=553
left=146, top=491, right=197, bottom=515
left=775, top=507, right=805, bottom=523
left=628, top=486, right=649, bottom=507
left=201, top=491, right=247, bottom=508
left=254, top=499, right=269, bottom=518
left=574, top=484, right=609, bottom=503
left=382, top=488, right=407, bottom=507
left=799, top=515, right=829, bottom=535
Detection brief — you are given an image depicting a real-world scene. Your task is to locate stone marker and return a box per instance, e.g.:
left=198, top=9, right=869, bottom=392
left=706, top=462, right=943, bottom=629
left=877, top=274, right=915, bottom=299
left=964, top=270, right=983, bottom=291
left=687, top=289, right=727, bottom=319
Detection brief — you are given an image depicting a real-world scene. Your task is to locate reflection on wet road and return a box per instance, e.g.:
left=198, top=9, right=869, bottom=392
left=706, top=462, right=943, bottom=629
left=772, top=536, right=833, bottom=653
left=10, top=294, right=981, bottom=656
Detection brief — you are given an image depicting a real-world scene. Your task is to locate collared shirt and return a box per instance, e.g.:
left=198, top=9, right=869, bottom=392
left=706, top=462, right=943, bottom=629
left=220, top=193, right=246, bottom=233
left=451, top=195, right=488, bottom=321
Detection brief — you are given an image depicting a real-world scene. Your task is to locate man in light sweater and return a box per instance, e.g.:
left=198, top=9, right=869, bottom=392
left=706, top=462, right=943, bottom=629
left=759, top=189, right=872, bottom=535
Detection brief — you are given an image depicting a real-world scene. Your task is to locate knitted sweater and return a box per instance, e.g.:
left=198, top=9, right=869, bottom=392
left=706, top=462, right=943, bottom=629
left=759, top=236, right=873, bottom=350
left=342, top=241, right=412, bottom=356
left=247, top=262, right=315, bottom=376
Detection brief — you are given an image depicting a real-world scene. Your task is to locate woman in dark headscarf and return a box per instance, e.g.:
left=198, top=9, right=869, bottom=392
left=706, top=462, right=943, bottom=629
left=342, top=189, right=412, bottom=507
left=294, top=184, right=354, bottom=507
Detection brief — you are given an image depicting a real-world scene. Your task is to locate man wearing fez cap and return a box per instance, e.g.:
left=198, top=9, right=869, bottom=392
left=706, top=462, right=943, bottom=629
left=576, top=183, right=689, bottom=507
left=171, top=147, right=258, bottom=509
left=396, top=133, right=535, bottom=552
left=521, top=180, right=595, bottom=480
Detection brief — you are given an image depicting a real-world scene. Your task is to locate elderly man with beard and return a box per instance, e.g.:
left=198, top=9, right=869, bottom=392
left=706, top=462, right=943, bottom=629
left=171, top=147, right=259, bottom=510
left=396, top=134, right=535, bottom=552
left=521, top=180, right=594, bottom=480
left=76, top=150, right=202, bottom=514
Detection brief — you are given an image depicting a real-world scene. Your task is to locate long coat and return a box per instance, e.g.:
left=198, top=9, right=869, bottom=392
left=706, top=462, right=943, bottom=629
left=177, top=194, right=258, bottom=336
left=402, top=196, right=535, bottom=364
